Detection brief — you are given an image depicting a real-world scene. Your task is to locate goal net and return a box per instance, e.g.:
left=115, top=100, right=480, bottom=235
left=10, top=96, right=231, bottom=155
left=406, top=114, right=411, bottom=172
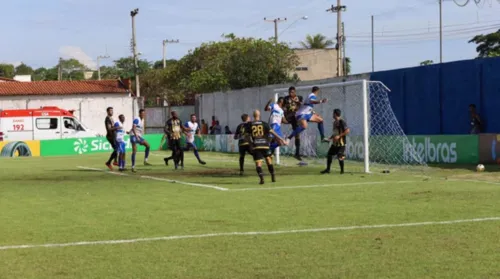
left=273, top=80, right=427, bottom=173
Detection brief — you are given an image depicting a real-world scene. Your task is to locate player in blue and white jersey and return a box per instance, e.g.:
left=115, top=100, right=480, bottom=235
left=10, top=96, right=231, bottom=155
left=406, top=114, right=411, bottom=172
left=287, top=86, right=328, bottom=142
left=114, top=114, right=127, bottom=172
left=130, top=109, right=151, bottom=172
left=183, top=114, right=206, bottom=165
left=264, top=97, right=287, bottom=153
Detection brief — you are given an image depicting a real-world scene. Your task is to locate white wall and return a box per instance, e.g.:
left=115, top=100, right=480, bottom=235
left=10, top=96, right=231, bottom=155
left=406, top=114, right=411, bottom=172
left=0, top=94, right=137, bottom=136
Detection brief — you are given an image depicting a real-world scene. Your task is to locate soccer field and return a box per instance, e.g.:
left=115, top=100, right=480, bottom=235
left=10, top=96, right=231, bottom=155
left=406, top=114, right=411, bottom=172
left=1, top=152, right=499, bottom=279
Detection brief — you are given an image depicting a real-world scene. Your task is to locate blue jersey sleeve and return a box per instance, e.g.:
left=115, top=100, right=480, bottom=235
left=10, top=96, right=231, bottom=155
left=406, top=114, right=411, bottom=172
left=133, top=118, right=139, bottom=125
left=184, top=121, right=190, bottom=128
left=309, top=95, right=317, bottom=101
left=114, top=122, right=120, bottom=128
left=269, top=102, right=275, bottom=111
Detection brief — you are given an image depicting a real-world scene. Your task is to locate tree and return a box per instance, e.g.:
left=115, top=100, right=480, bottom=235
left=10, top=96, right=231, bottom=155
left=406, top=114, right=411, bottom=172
left=469, top=29, right=500, bottom=58
left=59, top=59, right=87, bottom=80
left=15, top=63, right=34, bottom=75
left=344, top=57, right=351, bottom=75
left=0, top=64, right=15, bottom=78
left=420, top=60, right=434, bottom=66
left=300, top=34, right=334, bottom=49
left=153, top=59, right=177, bottom=69
left=113, top=57, right=152, bottom=79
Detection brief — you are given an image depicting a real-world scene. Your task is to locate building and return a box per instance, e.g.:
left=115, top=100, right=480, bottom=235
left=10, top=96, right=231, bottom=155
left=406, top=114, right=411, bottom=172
left=0, top=79, right=137, bottom=136
left=293, top=48, right=338, bottom=81
left=13, top=75, right=32, bottom=82
left=0, top=77, right=18, bottom=83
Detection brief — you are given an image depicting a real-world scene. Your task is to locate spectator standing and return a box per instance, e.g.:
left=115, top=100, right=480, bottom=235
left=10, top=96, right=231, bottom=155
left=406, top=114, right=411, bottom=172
left=201, top=119, right=208, bottom=134
left=469, top=104, right=482, bottom=134
left=225, top=126, right=232, bottom=134
left=214, top=121, right=222, bottom=134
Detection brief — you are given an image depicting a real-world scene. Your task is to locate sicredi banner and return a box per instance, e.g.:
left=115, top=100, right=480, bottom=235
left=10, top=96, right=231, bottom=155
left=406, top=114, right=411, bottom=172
left=40, top=135, right=163, bottom=156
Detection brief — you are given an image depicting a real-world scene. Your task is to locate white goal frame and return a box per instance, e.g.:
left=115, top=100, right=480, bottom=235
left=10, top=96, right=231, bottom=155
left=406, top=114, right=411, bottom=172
left=273, top=79, right=391, bottom=173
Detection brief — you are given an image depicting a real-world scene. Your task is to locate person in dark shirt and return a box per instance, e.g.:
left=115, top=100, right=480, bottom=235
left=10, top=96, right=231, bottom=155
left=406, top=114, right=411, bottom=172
left=244, top=110, right=288, bottom=184
left=283, top=86, right=304, bottom=160
left=234, top=113, right=252, bottom=175
left=469, top=104, right=482, bottom=134
left=104, top=107, right=118, bottom=170
left=322, top=109, right=350, bottom=174
left=163, top=111, right=186, bottom=170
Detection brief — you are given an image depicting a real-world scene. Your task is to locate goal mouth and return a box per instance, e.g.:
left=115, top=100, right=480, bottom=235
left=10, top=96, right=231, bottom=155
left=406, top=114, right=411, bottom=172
left=272, top=79, right=427, bottom=173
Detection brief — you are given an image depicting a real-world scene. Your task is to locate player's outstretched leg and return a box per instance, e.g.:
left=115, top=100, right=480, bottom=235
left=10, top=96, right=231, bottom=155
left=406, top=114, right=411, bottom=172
left=131, top=143, right=137, bottom=172
left=310, top=114, right=328, bottom=142
left=142, top=140, right=151, bottom=166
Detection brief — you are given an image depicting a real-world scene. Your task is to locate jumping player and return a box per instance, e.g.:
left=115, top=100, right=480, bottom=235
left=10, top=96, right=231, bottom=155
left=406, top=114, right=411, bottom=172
left=130, top=109, right=151, bottom=172
left=184, top=114, right=206, bottom=165
left=287, top=86, right=328, bottom=143
left=234, top=113, right=252, bottom=175
left=283, top=86, right=304, bottom=160
left=104, top=107, right=118, bottom=170
left=245, top=110, right=289, bottom=184
left=163, top=111, right=184, bottom=170
left=321, top=109, right=350, bottom=174
left=264, top=96, right=287, bottom=154
left=114, top=114, right=127, bottom=172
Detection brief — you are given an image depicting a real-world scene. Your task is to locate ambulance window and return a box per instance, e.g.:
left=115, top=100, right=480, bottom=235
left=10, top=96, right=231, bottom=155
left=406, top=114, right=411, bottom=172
left=63, top=117, right=76, bottom=130
left=36, top=118, right=58, bottom=129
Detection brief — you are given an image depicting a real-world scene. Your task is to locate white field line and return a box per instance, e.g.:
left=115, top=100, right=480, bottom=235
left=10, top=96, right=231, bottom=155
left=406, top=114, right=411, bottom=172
left=1, top=217, right=499, bottom=251
left=231, top=180, right=418, bottom=191
left=76, top=166, right=228, bottom=191
left=447, top=179, right=500, bottom=186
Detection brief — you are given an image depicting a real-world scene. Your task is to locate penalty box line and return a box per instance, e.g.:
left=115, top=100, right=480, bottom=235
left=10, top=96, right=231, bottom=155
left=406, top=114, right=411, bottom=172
left=1, top=217, right=499, bottom=251
left=76, top=166, right=228, bottom=191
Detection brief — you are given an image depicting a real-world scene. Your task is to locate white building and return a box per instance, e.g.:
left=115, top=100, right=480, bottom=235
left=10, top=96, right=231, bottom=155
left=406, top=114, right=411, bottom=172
left=13, top=75, right=32, bottom=82
left=0, top=79, right=138, bottom=136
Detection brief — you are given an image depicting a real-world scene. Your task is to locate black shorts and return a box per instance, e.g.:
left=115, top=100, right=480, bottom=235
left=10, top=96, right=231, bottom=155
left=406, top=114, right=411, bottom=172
left=328, top=145, right=346, bottom=158
left=239, top=144, right=252, bottom=156
left=106, top=137, right=117, bottom=150
left=286, top=114, right=298, bottom=130
left=252, top=148, right=272, bottom=162
left=169, top=139, right=182, bottom=152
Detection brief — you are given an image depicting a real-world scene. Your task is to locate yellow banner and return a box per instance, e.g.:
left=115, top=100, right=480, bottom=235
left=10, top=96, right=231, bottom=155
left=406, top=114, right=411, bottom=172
left=0, top=140, right=40, bottom=157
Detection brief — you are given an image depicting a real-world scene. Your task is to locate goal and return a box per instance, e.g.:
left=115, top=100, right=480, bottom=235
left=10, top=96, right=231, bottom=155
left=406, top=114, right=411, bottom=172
left=273, top=80, right=426, bottom=173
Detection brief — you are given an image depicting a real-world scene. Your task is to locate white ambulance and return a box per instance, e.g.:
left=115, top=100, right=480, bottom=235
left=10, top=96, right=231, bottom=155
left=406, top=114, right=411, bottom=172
left=0, top=106, right=97, bottom=141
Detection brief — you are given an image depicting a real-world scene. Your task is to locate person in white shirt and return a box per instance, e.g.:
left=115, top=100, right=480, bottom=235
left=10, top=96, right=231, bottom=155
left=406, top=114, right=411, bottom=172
left=264, top=96, right=287, bottom=153
left=130, top=109, right=151, bottom=172
left=287, top=86, right=328, bottom=142
left=183, top=114, right=206, bottom=165
left=114, top=114, right=127, bottom=171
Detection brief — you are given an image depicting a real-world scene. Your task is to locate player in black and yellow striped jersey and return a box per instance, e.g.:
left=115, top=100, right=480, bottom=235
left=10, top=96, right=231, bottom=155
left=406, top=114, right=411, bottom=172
left=321, top=109, right=350, bottom=174
left=234, top=113, right=252, bottom=175
left=245, top=110, right=289, bottom=184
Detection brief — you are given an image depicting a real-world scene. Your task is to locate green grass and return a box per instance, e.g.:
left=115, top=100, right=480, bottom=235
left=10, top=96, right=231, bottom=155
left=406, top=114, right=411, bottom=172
left=0, top=151, right=499, bottom=278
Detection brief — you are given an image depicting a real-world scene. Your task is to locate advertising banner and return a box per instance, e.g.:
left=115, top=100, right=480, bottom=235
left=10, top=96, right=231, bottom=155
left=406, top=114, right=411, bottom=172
left=478, top=134, right=500, bottom=164
left=40, top=135, right=163, bottom=157
left=404, top=135, right=478, bottom=164
left=0, top=140, right=41, bottom=157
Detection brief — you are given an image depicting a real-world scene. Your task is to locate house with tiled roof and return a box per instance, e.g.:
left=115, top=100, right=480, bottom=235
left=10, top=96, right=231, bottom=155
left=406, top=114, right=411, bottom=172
left=0, top=79, right=138, bottom=136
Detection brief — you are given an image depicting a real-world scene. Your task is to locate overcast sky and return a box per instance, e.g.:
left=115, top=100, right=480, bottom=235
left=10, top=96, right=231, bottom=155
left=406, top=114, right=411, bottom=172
left=2, top=0, right=500, bottom=74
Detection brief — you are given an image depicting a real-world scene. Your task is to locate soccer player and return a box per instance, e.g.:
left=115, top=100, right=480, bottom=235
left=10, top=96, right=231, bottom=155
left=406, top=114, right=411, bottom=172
left=245, top=110, right=289, bottom=184
left=287, top=86, right=328, bottom=143
left=234, top=113, right=252, bottom=175
left=130, top=109, right=151, bottom=172
left=114, top=114, right=127, bottom=172
left=184, top=114, right=206, bottom=165
left=163, top=111, right=184, bottom=170
left=321, top=109, right=350, bottom=174
left=104, top=107, right=118, bottom=170
left=283, top=86, right=304, bottom=160
left=264, top=96, right=287, bottom=154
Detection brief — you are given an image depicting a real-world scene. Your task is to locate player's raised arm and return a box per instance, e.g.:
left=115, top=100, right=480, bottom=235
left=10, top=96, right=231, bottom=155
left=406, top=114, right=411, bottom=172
left=308, top=94, right=327, bottom=105
left=264, top=98, right=273, bottom=112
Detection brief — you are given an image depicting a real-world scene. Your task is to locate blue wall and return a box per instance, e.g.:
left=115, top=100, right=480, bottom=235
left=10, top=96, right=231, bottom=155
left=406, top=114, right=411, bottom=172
left=371, top=57, right=500, bottom=135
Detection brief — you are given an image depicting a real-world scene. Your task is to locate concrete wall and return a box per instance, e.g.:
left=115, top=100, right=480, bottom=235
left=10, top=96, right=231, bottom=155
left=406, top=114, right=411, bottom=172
left=0, top=94, right=137, bottom=136
left=145, top=105, right=195, bottom=134
left=294, top=49, right=338, bottom=81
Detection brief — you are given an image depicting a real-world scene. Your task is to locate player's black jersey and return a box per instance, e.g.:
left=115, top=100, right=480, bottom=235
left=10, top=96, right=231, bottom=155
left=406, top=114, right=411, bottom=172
left=165, top=118, right=183, bottom=140
left=333, top=118, right=348, bottom=147
left=245, top=121, right=272, bottom=149
left=234, top=122, right=249, bottom=146
left=283, top=95, right=303, bottom=119
left=105, top=116, right=115, bottom=138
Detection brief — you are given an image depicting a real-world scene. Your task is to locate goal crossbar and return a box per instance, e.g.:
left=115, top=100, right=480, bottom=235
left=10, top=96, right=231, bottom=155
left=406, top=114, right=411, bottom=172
left=274, top=80, right=391, bottom=93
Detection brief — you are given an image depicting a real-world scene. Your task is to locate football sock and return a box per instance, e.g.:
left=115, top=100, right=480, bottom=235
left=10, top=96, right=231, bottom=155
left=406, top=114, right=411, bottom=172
left=318, top=121, right=325, bottom=138
left=131, top=153, right=136, bottom=168
left=288, top=126, right=305, bottom=139
left=326, top=155, right=333, bottom=171
left=239, top=157, right=245, bottom=171
left=339, top=159, right=345, bottom=173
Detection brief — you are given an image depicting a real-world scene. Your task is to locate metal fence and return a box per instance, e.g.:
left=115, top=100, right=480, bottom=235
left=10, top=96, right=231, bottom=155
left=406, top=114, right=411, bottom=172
left=145, top=105, right=195, bottom=134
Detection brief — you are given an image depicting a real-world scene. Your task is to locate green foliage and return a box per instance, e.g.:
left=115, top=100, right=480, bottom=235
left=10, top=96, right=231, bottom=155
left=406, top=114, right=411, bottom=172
left=0, top=64, right=15, bottom=78
left=300, top=34, right=335, bottom=49
left=469, top=29, right=500, bottom=58
left=420, top=60, right=434, bottom=66
left=15, top=63, right=34, bottom=75
left=153, top=59, right=177, bottom=69
left=114, top=57, right=152, bottom=79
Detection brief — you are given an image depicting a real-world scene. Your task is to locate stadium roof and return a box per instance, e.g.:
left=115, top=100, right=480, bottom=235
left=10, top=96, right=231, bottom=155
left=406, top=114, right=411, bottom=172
left=0, top=79, right=130, bottom=96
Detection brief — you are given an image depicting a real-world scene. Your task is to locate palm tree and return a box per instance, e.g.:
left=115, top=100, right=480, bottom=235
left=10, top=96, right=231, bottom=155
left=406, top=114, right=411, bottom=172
left=300, top=34, right=334, bottom=49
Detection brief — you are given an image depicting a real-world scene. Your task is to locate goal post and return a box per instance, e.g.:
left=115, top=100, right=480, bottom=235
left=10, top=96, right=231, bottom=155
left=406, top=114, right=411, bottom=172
left=272, top=79, right=426, bottom=173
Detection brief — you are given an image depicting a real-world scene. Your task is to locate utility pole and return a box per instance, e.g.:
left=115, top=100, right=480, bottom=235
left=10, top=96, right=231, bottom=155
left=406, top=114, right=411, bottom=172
left=371, top=15, right=375, bottom=72
left=162, top=39, right=179, bottom=68
left=130, top=8, right=140, bottom=97
left=58, top=57, right=62, bottom=81
left=264, top=17, right=287, bottom=43
left=342, top=22, right=347, bottom=76
left=439, top=0, right=443, bottom=63
left=326, top=1, right=346, bottom=77
left=96, top=55, right=110, bottom=80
